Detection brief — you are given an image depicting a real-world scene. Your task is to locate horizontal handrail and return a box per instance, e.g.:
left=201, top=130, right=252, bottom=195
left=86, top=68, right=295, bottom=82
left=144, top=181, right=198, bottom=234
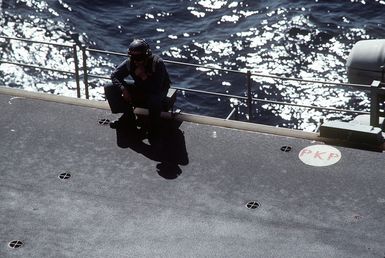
left=248, top=71, right=372, bottom=89
left=90, top=46, right=241, bottom=75
left=250, top=96, right=370, bottom=114
left=85, top=47, right=371, bottom=90
left=172, top=86, right=369, bottom=115
left=0, top=35, right=73, bottom=48
left=163, top=59, right=245, bottom=75
left=86, top=47, right=127, bottom=57
left=0, top=60, right=76, bottom=74
left=172, top=86, right=247, bottom=101
left=88, top=74, right=110, bottom=80
left=75, top=74, right=370, bottom=115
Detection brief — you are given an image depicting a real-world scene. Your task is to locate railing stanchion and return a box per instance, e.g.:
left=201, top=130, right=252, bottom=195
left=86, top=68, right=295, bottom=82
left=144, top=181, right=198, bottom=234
left=370, top=80, right=381, bottom=127
left=246, top=70, right=252, bottom=120
left=73, top=44, right=81, bottom=98
left=235, top=102, right=239, bottom=120
left=81, top=45, right=89, bottom=99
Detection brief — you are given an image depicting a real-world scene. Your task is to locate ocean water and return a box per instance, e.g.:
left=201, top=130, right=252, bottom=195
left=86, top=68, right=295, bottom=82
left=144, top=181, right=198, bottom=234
left=1, top=0, right=385, bottom=131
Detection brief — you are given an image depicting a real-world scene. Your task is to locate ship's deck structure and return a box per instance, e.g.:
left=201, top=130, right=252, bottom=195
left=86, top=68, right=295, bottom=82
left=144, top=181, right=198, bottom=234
left=1, top=87, right=385, bottom=257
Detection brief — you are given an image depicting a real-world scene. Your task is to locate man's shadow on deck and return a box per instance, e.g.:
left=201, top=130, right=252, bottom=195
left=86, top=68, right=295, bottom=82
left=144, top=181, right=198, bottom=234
left=115, top=120, right=189, bottom=179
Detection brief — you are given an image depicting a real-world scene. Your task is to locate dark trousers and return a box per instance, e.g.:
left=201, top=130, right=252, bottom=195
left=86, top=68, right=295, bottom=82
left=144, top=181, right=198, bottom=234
left=104, top=83, right=165, bottom=133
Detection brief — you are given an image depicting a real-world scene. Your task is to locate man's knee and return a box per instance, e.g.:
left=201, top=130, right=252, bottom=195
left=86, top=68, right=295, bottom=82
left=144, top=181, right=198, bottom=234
left=104, top=83, right=131, bottom=114
left=104, top=83, right=121, bottom=100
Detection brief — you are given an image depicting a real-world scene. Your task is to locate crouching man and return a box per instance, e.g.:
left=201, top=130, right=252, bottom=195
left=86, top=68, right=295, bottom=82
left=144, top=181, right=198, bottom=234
left=104, top=39, right=171, bottom=141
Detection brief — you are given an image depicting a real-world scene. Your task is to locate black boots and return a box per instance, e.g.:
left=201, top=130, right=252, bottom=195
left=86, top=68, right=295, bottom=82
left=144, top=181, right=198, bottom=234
left=109, top=113, right=136, bottom=130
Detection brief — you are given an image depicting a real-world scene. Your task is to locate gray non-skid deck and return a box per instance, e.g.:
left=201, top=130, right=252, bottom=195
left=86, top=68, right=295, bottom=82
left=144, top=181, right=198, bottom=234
left=1, top=91, right=385, bottom=257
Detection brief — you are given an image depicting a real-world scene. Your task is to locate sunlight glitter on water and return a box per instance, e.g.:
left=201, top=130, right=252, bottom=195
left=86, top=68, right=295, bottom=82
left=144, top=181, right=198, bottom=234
left=197, top=0, right=228, bottom=10
left=0, top=0, right=381, bottom=131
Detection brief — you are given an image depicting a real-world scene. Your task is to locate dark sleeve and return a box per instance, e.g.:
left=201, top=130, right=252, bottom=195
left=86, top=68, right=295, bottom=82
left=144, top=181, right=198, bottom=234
left=111, top=59, right=131, bottom=90
left=151, top=57, right=168, bottom=94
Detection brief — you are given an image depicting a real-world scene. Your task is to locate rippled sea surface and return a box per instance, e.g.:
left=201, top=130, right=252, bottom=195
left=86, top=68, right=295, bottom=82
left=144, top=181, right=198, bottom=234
left=1, top=0, right=385, bottom=131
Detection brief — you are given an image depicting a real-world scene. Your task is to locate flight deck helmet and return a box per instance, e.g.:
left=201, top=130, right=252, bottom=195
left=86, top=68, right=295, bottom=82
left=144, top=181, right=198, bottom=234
left=128, top=39, right=152, bottom=61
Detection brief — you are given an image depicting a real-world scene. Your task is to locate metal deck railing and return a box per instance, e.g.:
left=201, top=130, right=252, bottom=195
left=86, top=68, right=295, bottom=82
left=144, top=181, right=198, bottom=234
left=2, top=35, right=384, bottom=126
